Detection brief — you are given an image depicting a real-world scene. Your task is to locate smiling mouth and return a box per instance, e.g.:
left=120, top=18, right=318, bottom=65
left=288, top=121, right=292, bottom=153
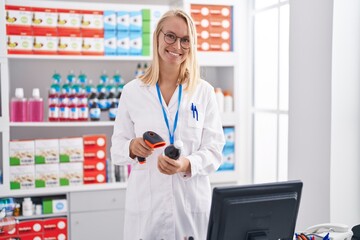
left=167, top=50, right=182, bottom=57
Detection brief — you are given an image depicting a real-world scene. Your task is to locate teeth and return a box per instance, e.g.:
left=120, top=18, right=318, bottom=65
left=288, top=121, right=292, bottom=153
left=168, top=51, right=180, bottom=56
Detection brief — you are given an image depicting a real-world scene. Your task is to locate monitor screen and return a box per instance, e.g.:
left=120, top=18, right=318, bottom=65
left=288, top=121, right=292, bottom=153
left=206, top=180, right=303, bottom=240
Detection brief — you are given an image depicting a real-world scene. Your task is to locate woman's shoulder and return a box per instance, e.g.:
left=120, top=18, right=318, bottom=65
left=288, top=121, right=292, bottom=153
left=123, top=78, right=147, bottom=91
left=196, top=79, right=214, bottom=93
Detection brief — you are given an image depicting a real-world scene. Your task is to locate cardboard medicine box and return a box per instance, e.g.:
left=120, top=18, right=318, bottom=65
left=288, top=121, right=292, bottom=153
left=35, top=139, right=59, bottom=164
left=9, top=140, right=35, bottom=166
left=5, top=5, right=33, bottom=33
left=42, top=199, right=67, bottom=214
left=59, top=137, right=83, bottom=163
left=35, top=163, right=59, bottom=188
left=10, top=165, right=35, bottom=190
left=59, top=162, right=83, bottom=186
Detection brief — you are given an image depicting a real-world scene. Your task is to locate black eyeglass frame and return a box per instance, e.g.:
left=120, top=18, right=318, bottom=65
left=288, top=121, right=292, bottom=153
left=160, top=30, right=191, bottom=49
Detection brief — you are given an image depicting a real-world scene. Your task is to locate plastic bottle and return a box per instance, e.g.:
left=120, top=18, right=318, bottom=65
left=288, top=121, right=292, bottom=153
left=62, top=70, right=76, bottom=93
left=85, top=79, right=96, bottom=95
left=59, top=88, right=69, bottom=121
left=88, top=92, right=101, bottom=121
left=135, top=63, right=142, bottom=78
left=97, top=88, right=108, bottom=111
left=97, top=70, right=108, bottom=94
left=223, top=91, right=233, bottom=113
left=108, top=89, right=118, bottom=121
left=215, top=88, right=224, bottom=113
left=28, top=88, right=44, bottom=122
left=48, top=88, right=59, bottom=122
left=22, top=198, right=33, bottom=216
left=114, top=70, right=124, bottom=99
left=10, top=88, right=27, bottom=122
left=78, top=88, right=88, bottom=121
left=78, top=70, right=87, bottom=90
left=50, top=71, right=62, bottom=93
left=68, top=89, right=79, bottom=121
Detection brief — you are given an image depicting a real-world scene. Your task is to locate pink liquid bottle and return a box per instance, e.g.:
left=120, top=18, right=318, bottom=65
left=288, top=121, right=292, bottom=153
left=48, top=88, right=59, bottom=122
left=10, top=88, right=27, bottom=122
left=28, top=88, right=44, bottom=122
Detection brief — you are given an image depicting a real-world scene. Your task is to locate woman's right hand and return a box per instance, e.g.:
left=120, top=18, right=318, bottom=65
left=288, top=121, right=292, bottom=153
left=129, top=137, right=154, bottom=159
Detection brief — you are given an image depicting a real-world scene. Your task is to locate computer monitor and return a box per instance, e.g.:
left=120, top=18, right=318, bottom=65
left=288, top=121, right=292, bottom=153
left=206, top=180, right=303, bottom=240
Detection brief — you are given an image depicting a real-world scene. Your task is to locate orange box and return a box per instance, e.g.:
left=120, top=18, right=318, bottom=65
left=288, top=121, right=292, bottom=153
left=83, top=159, right=106, bottom=172
left=83, top=170, right=106, bottom=184
left=18, top=220, right=43, bottom=236
left=57, top=32, right=82, bottom=55
left=7, top=29, right=34, bottom=55
left=33, top=32, right=58, bottom=55
left=5, top=5, right=32, bottom=34
left=43, top=218, right=67, bottom=234
left=83, top=135, right=106, bottom=149
left=57, top=9, right=81, bottom=35
left=0, top=217, right=17, bottom=238
left=44, top=230, right=67, bottom=240
left=83, top=148, right=106, bottom=160
left=197, top=38, right=210, bottom=51
left=32, top=7, right=57, bottom=34
left=81, top=32, right=104, bottom=56
left=81, top=10, right=104, bottom=36
left=17, top=233, right=43, bottom=240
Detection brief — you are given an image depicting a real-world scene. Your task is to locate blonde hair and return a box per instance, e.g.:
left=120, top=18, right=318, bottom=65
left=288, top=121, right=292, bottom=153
left=139, top=9, right=200, bottom=91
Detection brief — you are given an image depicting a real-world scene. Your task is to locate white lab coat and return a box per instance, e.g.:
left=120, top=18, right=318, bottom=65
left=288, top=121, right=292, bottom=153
left=111, top=78, right=225, bottom=240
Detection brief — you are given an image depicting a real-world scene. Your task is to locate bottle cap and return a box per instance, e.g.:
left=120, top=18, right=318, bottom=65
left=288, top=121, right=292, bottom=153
left=223, top=91, right=232, bottom=96
left=174, top=140, right=183, bottom=149
left=15, top=88, right=24, bottom=98
left=32, top=88, right=40, bottom=98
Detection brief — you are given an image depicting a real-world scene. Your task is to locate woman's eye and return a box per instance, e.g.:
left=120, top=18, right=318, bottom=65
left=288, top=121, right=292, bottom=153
left=167, top=34, right=176, bottom=40
left=181, top=38, right=190, bottom=43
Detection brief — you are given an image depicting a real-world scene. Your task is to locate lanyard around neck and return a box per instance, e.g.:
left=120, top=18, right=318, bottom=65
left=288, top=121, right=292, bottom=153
left=155, top=82, right=182, bottom=144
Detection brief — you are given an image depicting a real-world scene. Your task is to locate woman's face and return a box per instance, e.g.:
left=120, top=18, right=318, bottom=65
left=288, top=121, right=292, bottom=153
left=158, top=16, right=190, bottom=67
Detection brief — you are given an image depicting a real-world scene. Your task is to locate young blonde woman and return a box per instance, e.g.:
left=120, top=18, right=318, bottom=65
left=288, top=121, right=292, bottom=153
left=111, top=9, right=225, bottom=240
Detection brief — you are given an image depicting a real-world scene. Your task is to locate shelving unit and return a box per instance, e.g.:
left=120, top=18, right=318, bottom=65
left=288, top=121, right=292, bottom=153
left=1, top=0, right=250, bottom=238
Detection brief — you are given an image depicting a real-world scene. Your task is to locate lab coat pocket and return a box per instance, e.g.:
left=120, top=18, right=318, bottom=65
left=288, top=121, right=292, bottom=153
left=187, top=103, right=204, bottom=129
left=125, top=169, right=151, bottom=212
left=184, top=176, right=211, bottom=213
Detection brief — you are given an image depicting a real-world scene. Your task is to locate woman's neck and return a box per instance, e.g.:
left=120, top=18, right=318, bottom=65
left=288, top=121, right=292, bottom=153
left=158, top=66, right=179, bottom=87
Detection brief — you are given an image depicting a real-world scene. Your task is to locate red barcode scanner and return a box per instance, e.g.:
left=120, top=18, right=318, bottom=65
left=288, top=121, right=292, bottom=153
left=137, top=131, right=166, bottom=164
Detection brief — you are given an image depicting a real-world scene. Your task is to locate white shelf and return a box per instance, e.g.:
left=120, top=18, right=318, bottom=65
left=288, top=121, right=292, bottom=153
left=198, top=52, right=237, bottom=67
left=9, top=114, right=236, bottom=127
left=10, top=121, right=115, bottom=127
left=7, top=55, right=152, bottom=61
left=2, top=182, right=127, bottom=197
left=16, top=213, right=67, bottom=221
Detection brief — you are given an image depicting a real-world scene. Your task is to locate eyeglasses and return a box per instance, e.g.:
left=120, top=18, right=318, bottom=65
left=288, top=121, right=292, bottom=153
left=161, top=30, right=191, bottom=49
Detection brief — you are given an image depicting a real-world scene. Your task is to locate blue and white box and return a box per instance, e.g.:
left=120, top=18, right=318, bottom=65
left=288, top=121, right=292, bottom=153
left=104, top=11, right=116, bottom=31
left=223, top=127, right=235, bottom=148
left=117, top=31, right=130, bottom=55
left=130, top=31, right=142, bottom=55
left=104, top=30, right=117, bottom=55
left=117, top=11, right=129, bottom=32
left=130, top=11, right=142, bottom=32
left=219, top=145, right=235, bottom=171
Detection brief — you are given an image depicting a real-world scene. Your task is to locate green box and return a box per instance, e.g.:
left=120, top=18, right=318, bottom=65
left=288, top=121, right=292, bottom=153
left=142, top=21, right=151, bottom=33
left=142, top=9, right=151, bottom=21
left=142, top=32, right=151, bottom=46
left=142, top=46, right=150, bottom=56
left=42, top=198, right=53, bottom=214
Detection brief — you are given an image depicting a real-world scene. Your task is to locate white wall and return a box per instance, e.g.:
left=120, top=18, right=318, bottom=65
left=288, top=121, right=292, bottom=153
left=289, top=0, right=360, bottom=231
left=288, top=0, right=333, bottom=230
left=331, top=0, right=360, bottom=227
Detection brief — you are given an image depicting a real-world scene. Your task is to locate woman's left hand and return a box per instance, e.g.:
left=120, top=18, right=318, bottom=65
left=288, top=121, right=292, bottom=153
left=157, top=155, right=190, bottom=175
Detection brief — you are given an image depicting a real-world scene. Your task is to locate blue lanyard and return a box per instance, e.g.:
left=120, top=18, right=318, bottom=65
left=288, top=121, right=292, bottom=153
left=155, top=83, right=182, bottom=144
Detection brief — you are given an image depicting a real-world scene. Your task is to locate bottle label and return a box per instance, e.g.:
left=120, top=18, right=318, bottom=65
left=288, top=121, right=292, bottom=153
left=59, top=106, right=69, bottom=119
left=49, top=106, right=59, bottom=118
left=90, top=108, right=101, bottom=119
left=109, top=108, right=117, bottom=119
left=98, top=99, right=108, bottom=110
left=48, top=97, right=59, bottom=105
left=79, top=106, right=89, bottom=119
left=69, top=107, right=79, bottom=120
